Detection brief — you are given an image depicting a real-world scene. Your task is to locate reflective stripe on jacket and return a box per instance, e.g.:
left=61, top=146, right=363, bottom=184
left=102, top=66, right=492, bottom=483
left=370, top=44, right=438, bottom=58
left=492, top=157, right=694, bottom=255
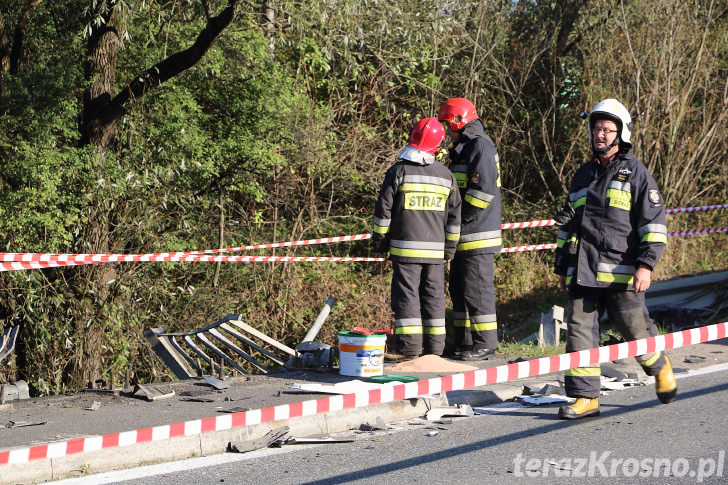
left=373, top=157, right=462, bottom=263
left=447, top=120, right=502, bottom=255
left=554, top=151, right=667, bottom=289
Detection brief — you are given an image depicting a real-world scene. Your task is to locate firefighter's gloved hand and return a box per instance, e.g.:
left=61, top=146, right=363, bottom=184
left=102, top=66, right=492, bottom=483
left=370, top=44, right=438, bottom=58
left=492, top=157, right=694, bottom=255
left=553, top=201, right=575, bottom=226
left=372, top=237, right=389, bottom=254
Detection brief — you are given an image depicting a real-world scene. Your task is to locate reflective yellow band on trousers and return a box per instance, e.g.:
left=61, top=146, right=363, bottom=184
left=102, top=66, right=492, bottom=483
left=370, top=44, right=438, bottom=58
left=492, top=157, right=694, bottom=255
left=395, top=326, right=422, bottom=335
left=472, top=321, right=497, bottom=332
left=454, top=319, right=470, bottom=328
left=564, top=367, right=601, bottom=377
left=424, top=326, right=446, bottom=335
left=639, top=351, right=662, bottom=367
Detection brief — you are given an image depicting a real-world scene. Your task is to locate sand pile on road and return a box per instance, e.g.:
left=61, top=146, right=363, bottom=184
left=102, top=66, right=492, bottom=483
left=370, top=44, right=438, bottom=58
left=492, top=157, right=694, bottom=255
left=387, top=354, right=478, bottom=373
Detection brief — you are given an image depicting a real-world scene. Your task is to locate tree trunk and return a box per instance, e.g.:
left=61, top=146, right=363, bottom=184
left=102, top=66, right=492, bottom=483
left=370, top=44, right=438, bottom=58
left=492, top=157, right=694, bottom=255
left=69, top=0, right=242, bottom=388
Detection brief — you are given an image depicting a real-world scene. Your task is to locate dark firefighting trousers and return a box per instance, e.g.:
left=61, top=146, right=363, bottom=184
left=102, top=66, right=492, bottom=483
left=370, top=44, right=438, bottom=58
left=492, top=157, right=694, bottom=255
left=449, top=252, right=498, bottom=350
left=565, top=285, right=666, bottom=398
left=391, top=261, right=446, bottom=356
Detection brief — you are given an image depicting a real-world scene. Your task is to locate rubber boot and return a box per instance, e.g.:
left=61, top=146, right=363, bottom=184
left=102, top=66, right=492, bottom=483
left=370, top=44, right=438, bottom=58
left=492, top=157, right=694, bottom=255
left=558, top=397, right=600, bottom=420
left=655, top=355, right=677, bottom=404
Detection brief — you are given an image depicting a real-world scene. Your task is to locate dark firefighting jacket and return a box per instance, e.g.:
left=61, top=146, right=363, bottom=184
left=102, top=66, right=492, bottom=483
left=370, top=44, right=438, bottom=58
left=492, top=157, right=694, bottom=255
left=448, top=120, right=502, bottom=255
left=554, top=150, right=667, bottom=289
left=372, top=150, right=461, bottom=263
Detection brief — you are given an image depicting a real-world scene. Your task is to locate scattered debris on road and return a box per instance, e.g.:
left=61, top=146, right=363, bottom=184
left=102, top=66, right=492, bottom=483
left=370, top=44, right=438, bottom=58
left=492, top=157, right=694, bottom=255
left=133, top=384, right=175, bottom=401
left=426, top=404, right=474, bottom=421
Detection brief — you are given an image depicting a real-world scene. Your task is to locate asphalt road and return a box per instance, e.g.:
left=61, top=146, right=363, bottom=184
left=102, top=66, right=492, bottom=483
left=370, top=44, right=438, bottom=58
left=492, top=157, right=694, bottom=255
left=57, top=363, right=728, bottom=485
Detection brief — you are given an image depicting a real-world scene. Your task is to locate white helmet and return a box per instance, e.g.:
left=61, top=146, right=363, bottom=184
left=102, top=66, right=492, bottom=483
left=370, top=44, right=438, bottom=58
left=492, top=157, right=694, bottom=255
left=588, top=98, right=633, bottom=152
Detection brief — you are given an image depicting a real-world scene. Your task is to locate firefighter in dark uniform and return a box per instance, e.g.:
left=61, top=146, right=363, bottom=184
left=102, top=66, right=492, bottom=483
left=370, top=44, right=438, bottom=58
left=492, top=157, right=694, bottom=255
left=438, top=98, right=502, bottom=361
left=372, top=118, right=462, bottom=358
left=553, top=98, right=677, bottom=419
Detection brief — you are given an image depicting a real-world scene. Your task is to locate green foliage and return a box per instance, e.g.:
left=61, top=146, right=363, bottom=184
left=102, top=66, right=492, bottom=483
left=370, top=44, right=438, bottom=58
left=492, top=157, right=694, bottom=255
left=0, top=0, right=726, bottom=394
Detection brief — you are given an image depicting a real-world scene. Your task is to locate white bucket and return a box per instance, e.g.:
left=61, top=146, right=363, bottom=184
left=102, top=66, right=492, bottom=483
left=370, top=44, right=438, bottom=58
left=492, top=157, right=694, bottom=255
left=338, top=332, right=387, bottom=377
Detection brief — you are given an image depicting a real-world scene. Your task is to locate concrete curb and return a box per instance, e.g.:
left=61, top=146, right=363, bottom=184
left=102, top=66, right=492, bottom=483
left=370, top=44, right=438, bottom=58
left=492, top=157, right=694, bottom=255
left=0, top=394, right=448, bottom=484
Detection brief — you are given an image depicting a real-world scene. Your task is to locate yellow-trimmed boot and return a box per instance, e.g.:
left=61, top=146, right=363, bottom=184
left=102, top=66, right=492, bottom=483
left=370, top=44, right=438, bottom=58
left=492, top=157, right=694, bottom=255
left=655, top=355, right=677, bottom=404
left=558, top=397, right=600, bottom=420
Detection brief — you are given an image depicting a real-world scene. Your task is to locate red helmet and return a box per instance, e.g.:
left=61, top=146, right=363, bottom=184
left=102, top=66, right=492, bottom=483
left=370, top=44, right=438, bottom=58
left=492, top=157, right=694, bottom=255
left=438, top=97, right=478, bottom=131
left=408, top=117, right=445, bottom=154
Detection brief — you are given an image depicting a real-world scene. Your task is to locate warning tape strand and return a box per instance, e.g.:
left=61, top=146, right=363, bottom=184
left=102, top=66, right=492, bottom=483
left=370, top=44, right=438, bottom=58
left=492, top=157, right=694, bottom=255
left=1, top=321, right=725, bottom=466
left=0, top=203, right=725, bottom=272
left=502, top=203, right=727, bottom=230
left=1, top=226, right=726, bottom=271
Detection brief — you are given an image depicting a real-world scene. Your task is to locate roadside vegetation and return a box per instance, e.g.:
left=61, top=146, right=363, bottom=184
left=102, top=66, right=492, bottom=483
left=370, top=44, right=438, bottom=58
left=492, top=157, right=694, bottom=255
left=1, top=0, right=726, bottom=394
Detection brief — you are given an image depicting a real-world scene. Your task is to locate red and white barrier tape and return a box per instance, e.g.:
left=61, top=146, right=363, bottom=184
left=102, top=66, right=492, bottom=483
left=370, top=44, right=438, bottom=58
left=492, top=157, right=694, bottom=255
left=186, top=233, right=372, bottom=254
left=501, top=219, right=555, bottom=230
left=665, top=204, right=728, bottom=215
left=0, top=255, right=387, bottom=272
left=1, top=321, right=725, bottom=467
left=0, top=203, right=724, bottom=272
left=3, top=225, right=726, bottom=271
left=501, top=203, right=727, bottom=230
left=498, top=226, right=728, bottom=254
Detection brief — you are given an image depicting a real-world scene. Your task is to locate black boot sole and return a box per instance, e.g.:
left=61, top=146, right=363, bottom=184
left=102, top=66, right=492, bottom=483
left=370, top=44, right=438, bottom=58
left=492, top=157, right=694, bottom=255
left=657, top=387, right=677, bottom=404
left=558, top=409, right=600, bottom=420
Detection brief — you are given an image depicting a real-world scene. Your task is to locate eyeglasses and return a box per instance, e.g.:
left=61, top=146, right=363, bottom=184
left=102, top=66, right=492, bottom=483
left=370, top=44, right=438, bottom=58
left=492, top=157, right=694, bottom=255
left=592, top=128, right=618, bottom=136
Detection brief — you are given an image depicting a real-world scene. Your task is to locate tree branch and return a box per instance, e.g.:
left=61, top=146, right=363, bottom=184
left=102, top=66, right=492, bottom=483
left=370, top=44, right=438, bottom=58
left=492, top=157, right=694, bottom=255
left=96, top=0, right=241, bottom=131
left=0, top=0, right=43, bottom=75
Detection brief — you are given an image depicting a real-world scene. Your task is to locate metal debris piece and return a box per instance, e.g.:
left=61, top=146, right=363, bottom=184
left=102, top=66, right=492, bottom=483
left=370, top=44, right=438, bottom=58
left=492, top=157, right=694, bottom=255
left=227, top=427, right=289, bottom=453
left=179, top=390, right=209, bottom=397
left=181, top=397, right=215, bottom=403
left=133, top=384, right=175, bottom=401
left=516, top=394, right=573, bottom=406
left=145, top=314, right=296, bottom=380
left=685, top=355, right=707, bottom=364
left=284, top=298, right=336, bottom=370
left=601, top=365, right=628, bottom=380
left=84, top=401, right=101, bottom=411
left=522, top=383, right=563, bottom=396
left=359, top=417, right=389, bottom=431
left=218, top=406, right=250, bottom=413
left=291, top=380, right=385, bottom=395
left=284, top=341, right=334, bottom=370
left=302, top=297, right=336, bottom=342
left=5, top=420, right=47, bottom=428
left=204, top=375, right=232, bottom=390
left=284, top=434, right=355, bottom=444
left=600, top=378, right=642, bottom=391
left=473, top=402, right=524, bottom=415
left=425, top=404, right=474, bottom=421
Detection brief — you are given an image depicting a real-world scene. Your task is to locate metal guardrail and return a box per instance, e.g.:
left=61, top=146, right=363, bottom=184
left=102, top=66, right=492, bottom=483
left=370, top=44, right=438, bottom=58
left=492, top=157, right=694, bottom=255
left=144, top=314, right=296, bottom=379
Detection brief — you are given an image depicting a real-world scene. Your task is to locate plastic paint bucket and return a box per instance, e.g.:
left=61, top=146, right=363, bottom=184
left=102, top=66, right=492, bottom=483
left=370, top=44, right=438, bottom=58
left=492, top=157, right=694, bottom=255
left=338, top=331, right=387, bottom=377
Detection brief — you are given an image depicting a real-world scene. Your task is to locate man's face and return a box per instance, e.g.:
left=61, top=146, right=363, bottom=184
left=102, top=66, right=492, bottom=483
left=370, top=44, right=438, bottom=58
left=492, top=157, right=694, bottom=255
left=592, top=119, right=619, bottom=157
left=443, top=122, right=460, bottom=142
